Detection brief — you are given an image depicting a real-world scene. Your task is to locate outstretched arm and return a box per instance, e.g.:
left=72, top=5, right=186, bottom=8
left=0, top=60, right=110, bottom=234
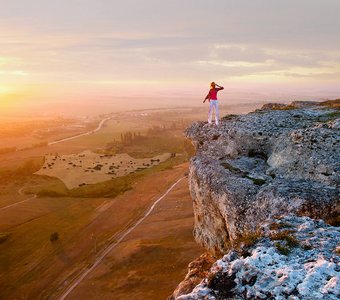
left=203, top=92, right=210, bottom=103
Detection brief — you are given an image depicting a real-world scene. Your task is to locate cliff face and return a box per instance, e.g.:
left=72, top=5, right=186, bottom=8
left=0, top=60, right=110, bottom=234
left=169, top=102, right=340, bottom=300
left=185, top=103, right=339, bottom=255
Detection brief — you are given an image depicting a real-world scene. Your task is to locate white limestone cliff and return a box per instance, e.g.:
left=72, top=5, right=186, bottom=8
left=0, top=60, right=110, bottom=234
left=171, top=100, right=339, bottom=300
left=185, top=102, right=339, bottom=254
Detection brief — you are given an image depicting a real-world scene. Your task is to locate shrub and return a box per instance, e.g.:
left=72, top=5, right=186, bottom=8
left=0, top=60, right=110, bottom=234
left=222, top=114, right=238, bottom=120
left=270, top=230, right=299, bottom=247
left=269, top=222, right=292, bottom=230
left=275, top=242, right=290, bottom=255
left=233, top=231, right=263, bottom=249
left=270, top=230, right=299, bottom=255
left=0, top=232, right=10, bottom=244
left=302, top=243, right=313, bottom=250
left=50, top=232, right=59, bottom=242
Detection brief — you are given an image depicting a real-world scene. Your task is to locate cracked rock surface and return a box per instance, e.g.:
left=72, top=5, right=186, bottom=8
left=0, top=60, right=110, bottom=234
left=185, top=104, right=339, bottom=254
left=177, top=215, right=340, bottom=300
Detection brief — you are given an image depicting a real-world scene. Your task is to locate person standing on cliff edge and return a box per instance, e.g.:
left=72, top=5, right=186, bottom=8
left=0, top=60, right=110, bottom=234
left=203, top=82, right=224, bottom=126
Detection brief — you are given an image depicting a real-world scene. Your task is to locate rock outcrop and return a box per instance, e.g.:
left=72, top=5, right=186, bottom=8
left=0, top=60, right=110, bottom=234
left=170, top=253, right=216, bottom=300
left=177, top=215, right=340, bottom=300
left=171, top=101, right=339, bottom=299
left=186, top=102, right=339, bottom=255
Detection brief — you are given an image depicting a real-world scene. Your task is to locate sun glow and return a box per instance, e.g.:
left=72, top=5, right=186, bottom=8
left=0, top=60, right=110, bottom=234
left=0, top=85, right=12, bottom=94
left=0, top=84, right=39, bottom=107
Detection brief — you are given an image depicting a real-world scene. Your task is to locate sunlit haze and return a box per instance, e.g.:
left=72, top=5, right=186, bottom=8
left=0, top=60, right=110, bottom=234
left=0, top=2, right=339, bottom=298
left=1, top=0, right=340, bottom=116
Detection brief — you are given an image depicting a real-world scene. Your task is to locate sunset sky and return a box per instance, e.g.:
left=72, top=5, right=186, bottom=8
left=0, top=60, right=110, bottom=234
left=1, top=0, right=340, bottom=114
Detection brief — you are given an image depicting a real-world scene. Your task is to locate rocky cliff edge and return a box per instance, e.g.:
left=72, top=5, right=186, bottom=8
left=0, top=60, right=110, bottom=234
left=171, top=100, right=339, bottom=299
left=186, top=101, right=339, bottom=254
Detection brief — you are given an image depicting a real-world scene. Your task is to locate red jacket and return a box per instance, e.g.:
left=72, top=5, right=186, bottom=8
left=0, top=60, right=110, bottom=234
left=206, top=87, right=224, bottom=101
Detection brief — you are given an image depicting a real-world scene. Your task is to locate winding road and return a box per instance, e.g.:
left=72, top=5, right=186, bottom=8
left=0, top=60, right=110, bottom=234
left=48, top=117, right=112, bottom=146
left=58, top=176, right=185, bottom=300
left=1, top=117, right=111, bottom=212
left=0, top=187, right=37, bottom=211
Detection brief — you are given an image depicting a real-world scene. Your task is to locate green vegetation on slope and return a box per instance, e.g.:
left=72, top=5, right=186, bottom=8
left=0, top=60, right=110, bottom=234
left=106, top=127, right=194, bottom=159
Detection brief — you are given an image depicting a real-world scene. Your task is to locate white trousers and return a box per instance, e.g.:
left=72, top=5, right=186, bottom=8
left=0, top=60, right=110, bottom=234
left=208, top=100, right=219, bottom=125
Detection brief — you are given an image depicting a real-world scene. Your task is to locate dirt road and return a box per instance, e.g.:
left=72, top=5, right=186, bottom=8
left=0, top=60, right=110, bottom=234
left=0, top=188, right=36, bottom=211
left=48, top=117, right=112, bottom=146
left=55, top=168, right=201, bottom=300
left=0, top=163, right=202, bottom=300
left=58, top=177, right=187, bottom=300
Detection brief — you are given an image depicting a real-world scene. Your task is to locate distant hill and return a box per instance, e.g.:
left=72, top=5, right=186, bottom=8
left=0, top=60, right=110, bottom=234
left=320, top=98, right=340, bottom=108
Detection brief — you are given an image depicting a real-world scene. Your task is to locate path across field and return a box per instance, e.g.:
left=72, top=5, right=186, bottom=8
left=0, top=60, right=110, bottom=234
left=58, top=177, right=185, bottom=300
left=48, top=117, right=112, bottom=146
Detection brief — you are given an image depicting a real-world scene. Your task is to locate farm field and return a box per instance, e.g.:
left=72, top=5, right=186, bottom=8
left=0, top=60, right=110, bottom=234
left=55, top=165, right=204, bottom=300
left=0, top=104, right=256, bottom=299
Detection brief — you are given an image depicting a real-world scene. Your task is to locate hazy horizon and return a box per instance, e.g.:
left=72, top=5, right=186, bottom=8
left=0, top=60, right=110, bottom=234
left=2, top=91, right=337, bottom=118
left=1, top=0, right=340, bottom=116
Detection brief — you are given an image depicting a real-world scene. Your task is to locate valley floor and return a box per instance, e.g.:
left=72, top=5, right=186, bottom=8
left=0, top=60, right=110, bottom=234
left=0, top=163, right=203, bottom=300
left=1, top=106, right=256, bottom=299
